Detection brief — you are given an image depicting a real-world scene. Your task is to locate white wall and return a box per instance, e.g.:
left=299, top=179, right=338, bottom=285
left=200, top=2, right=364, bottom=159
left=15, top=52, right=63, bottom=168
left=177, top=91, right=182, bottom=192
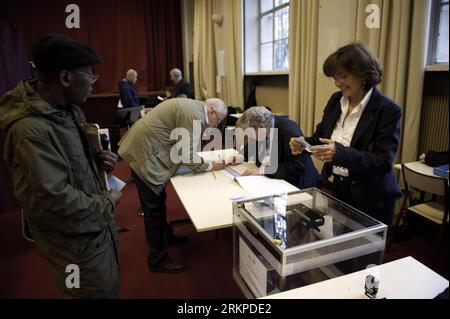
left=255, top=77, right=289, bottom=114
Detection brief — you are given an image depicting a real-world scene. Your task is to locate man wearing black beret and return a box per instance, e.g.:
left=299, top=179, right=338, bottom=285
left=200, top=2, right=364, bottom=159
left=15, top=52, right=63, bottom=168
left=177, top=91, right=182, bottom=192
left=0, top=34, right=122, bottom=298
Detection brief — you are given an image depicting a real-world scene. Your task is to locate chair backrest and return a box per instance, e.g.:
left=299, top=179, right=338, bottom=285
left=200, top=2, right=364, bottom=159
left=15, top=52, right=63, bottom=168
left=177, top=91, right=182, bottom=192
left=114, top=109, right=131, bottom=128
left=402, top=163, right=448, bottom=196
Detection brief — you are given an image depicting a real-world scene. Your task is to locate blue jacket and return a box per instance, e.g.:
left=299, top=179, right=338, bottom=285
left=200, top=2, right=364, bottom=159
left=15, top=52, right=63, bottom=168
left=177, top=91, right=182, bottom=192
left=119, top=80, right=140, bottom=107
left=306, top=87, right=403, bottom=212
left=245, top=116, right=320, bottom=189
left=171, top=79, right=194, bottom=99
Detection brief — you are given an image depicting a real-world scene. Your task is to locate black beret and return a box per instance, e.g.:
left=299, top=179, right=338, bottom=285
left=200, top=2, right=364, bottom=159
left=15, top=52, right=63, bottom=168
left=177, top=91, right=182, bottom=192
left=31, top=34, right=101, bottom=72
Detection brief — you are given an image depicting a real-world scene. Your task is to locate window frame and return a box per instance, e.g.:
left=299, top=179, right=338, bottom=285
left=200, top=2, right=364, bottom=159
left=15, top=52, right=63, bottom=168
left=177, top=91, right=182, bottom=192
left=427, top=0, right=449, bottom=66
left=258, top=0, right=290, bottom=72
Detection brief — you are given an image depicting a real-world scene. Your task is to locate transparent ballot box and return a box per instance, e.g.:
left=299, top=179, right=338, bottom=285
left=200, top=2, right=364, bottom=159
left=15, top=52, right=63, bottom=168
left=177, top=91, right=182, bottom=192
left=232, top=188, right=387, bottom=298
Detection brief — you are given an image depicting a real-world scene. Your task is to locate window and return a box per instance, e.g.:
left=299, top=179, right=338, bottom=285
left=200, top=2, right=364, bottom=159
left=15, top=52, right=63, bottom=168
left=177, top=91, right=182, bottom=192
left=245, top=0, right=290, bottom=74
left=428, top=0, right=449, bottom=65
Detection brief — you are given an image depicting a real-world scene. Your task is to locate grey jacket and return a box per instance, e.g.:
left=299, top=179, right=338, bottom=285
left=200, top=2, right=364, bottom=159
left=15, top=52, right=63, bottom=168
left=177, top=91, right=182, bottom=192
left=118, top=98, right=209, bottom=194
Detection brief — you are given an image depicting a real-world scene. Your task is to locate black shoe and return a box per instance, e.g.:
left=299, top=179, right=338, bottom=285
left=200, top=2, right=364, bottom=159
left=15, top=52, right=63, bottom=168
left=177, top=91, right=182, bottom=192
left=150, top=259, right=188, bottom=273
left=168, top=235, right=189, bottom=246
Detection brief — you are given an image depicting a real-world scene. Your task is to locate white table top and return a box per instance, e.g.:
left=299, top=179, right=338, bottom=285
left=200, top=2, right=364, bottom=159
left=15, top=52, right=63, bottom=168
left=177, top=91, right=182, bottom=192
left=262, top=256, right=448, bottom=299
left=394, top=161, right=444, bottom=179
left=171, top=165, right=299, bottom=232
left=170, top=170, right=251, bottom=232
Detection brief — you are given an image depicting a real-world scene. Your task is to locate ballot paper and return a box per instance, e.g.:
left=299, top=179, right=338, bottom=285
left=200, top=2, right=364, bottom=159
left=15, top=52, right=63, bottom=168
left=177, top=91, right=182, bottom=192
left=86, top=124, right=109, bottom=190
left=221, top=162, right=258, bottom=179
left=108, top=175, right=126, bottom=192
left=294, top=136, right=312, bottom=153
left=234, top=176, right=299, bottom=198
left=196, top=149, right=238, bottom=163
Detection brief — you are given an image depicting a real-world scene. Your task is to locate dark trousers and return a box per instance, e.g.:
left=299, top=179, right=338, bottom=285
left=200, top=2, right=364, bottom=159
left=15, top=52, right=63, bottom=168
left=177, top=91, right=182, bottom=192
left=132, top=171, right=174, bottom=267
left=333, top=176, right=395, bottom=226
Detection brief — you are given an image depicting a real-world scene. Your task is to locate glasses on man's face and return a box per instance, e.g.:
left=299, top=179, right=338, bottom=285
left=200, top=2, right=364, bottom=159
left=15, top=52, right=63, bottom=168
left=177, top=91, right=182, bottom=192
left=77, top=71, right=99, bottom=84
left=211, top=109, right=224, bottom=126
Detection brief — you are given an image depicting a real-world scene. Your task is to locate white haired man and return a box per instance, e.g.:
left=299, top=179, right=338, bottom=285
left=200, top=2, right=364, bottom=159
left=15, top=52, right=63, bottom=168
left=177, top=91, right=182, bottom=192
left=119, top=69, right=140, bottom=107
left=169, top=68, right=194, bottom=99
left=235, top=107, right=320, bottom=189
left=118, top=98, right=227, bottom=273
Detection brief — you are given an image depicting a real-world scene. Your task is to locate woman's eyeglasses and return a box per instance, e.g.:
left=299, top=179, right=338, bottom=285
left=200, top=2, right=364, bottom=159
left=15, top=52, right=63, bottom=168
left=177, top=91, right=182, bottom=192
left=331, top=73, right=349, bottom=83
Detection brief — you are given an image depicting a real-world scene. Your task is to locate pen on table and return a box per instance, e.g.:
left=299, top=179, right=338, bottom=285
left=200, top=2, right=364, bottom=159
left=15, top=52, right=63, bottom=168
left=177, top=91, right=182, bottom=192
left=212, top=171, right=217, bottom=179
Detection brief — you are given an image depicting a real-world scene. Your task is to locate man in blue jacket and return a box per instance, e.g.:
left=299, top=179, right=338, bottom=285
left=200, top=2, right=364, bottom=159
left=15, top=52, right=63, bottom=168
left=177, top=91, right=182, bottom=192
left=235, top=107, right=320, bottom=189
left=119, top=69, right=140, bottom=107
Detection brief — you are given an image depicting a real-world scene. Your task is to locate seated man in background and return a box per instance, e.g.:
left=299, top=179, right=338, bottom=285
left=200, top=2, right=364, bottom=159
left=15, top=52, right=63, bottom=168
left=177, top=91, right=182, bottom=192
left=118, top=98, right=227, bottom=273
left=168, top=68, right=194, bottom=99
left=235, top=107, right=320, bottom=189
left=119, top=69, right=140, bottom=107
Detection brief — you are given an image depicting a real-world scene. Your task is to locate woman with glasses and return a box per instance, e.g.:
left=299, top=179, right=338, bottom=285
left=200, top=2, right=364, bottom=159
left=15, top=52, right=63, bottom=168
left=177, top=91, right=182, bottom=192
left=289, top=42, right=402, bottom=226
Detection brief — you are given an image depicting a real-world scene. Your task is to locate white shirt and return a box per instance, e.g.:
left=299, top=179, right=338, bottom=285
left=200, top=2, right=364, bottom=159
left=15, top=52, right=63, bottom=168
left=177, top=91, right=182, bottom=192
left=260, top=118, right=276, bottom=174
left=331, top=88, right=373, bottom=177
left=203, top=105, right=214, bottom=171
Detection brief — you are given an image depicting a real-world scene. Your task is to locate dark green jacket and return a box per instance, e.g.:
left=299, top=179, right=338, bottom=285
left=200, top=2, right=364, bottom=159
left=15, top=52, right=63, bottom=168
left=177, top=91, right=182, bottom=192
left=0, top=80, right=119, bottom=297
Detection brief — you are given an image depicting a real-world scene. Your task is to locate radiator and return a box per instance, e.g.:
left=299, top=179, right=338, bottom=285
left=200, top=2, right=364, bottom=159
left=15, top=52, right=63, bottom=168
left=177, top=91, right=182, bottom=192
left=419, top=95, right=449, bottom=154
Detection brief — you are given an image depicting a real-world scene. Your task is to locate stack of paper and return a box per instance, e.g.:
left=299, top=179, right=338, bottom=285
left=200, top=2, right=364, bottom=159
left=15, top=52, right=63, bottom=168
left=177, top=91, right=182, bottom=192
left=234, top=176, right=298, bottom=198
left=221, top=162, right=258, bottom=179
left=196, top=149, right=238, bottom=162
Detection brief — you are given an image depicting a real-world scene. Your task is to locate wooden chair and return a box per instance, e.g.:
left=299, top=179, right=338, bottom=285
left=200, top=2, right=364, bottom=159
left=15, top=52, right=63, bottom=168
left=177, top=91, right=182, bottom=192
left=388, top=163, right=449, bottom=265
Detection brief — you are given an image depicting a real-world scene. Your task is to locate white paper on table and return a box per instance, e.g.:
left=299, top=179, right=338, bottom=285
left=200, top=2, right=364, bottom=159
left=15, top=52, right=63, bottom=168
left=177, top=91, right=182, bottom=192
left=108, top=175, right=126, bottom=192
left=242, top=201, right=278, bottom=219
left=196, top=149, right=238, bottom=163
left=239, top=237, right=267, bottom=298
left=221, top=162, right=258, bottom=179
left=234, top=176, right=299, bottom=198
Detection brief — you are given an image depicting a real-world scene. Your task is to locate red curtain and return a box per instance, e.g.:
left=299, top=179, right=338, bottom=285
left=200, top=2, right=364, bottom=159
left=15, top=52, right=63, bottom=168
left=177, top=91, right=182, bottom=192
left=0, top=0, right=183, bottom=93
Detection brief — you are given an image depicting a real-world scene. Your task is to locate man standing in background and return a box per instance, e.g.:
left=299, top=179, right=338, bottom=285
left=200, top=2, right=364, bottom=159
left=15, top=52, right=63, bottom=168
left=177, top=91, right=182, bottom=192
left=119, top=69, right=141, bottom=107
